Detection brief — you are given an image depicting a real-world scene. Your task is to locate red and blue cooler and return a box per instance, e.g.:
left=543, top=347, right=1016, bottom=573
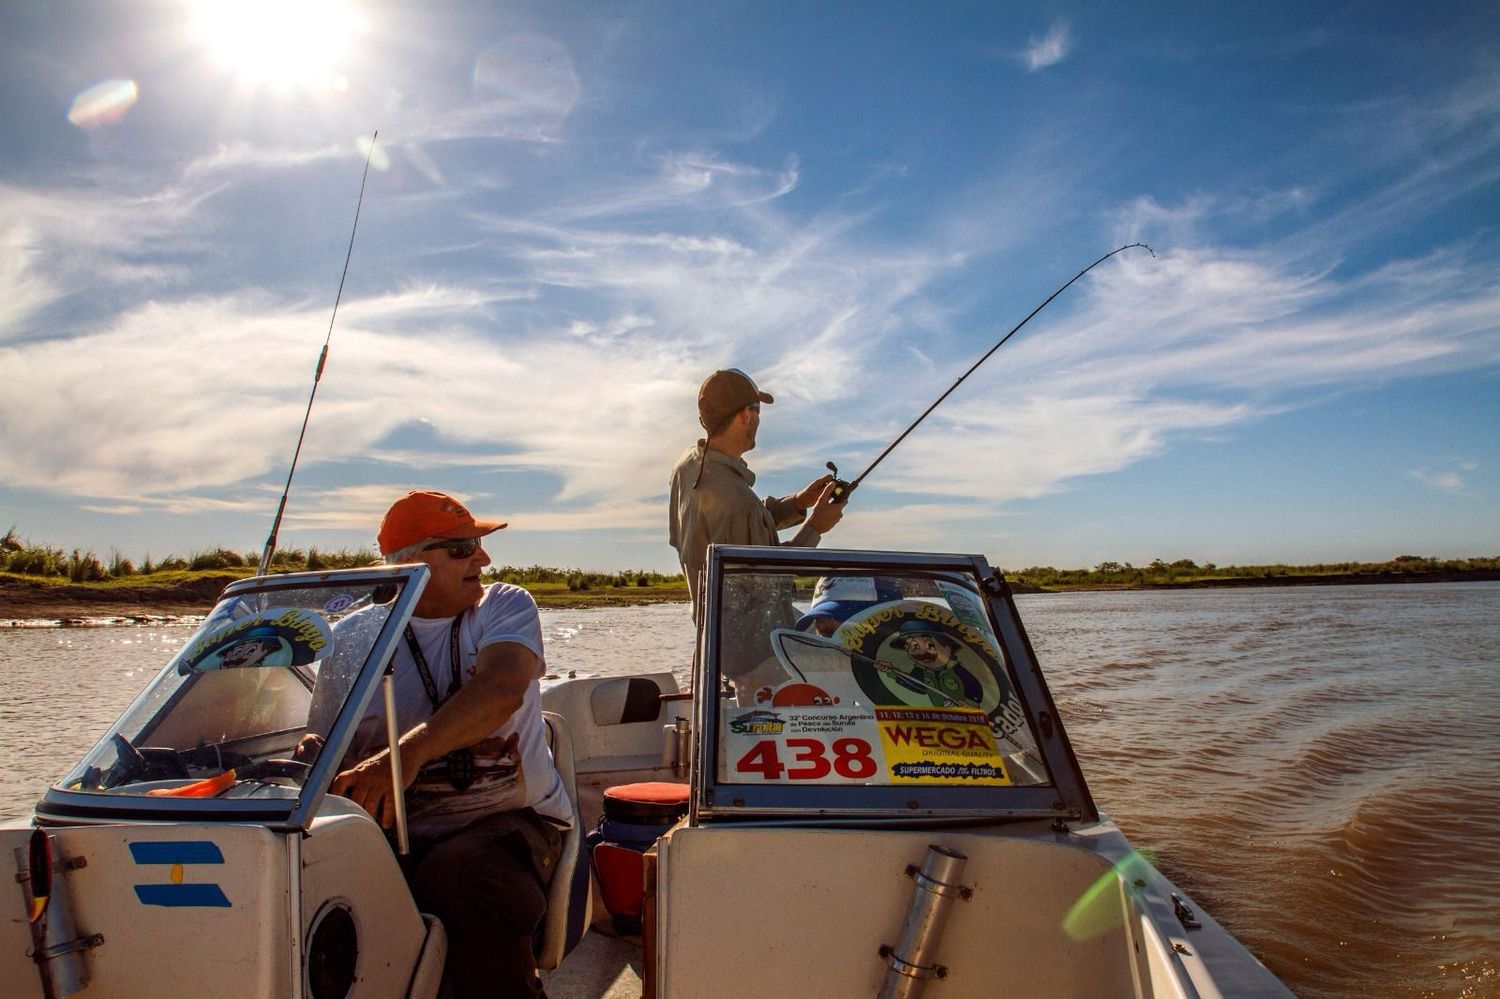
left=587, top=782, right=690, bottom=934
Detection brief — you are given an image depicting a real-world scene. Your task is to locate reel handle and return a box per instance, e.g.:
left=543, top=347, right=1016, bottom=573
left=826, top=462, right=855, bottom=504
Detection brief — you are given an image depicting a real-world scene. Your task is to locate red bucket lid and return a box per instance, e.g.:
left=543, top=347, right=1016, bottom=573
left=603, top=781, right=690, bottom=806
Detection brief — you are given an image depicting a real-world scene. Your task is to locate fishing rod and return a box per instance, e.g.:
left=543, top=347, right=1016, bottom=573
left=257, top=131, right=380, bottom=576
left=826, top=242, right=1154, bottom=501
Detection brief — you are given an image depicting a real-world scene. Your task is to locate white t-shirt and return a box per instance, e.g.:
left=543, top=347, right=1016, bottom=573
left=348, top=582, right=569, bottom=835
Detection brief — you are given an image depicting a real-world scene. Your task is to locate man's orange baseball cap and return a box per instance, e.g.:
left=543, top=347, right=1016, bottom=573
left=378, top=490, right=507, bottom=555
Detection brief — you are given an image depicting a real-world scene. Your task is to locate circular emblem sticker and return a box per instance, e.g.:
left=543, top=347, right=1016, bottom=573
left=835, top=599, right=1020, bottom=739
left=323, top=594, right=355, bottom=614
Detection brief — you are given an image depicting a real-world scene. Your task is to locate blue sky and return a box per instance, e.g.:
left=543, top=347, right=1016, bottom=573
left=1, top=1, right=1496, bottom=574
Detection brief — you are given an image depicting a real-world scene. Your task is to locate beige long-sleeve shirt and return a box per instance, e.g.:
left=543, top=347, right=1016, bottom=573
left=668, top=442, right=822, bottom=619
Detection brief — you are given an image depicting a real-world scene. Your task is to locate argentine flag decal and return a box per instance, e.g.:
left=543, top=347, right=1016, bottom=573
left=130, top=841, right=232, bottom=907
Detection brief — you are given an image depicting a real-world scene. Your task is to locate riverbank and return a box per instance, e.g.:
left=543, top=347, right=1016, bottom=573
left=0, top=572, right=240, bottom=624
left=7, top=566, right=1498, bottom=625
left=1058, top=567, right=1500, bottom=591
left=0, top=572, right=691, bottom=625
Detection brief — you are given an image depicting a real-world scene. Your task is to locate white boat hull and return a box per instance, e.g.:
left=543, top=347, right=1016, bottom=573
left=2, top=800, right=444, bottom=998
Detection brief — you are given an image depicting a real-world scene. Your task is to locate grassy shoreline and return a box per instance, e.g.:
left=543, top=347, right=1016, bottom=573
left=4, top=559, right=1497, bottom=624
left=0, top=570, right=690, bottom=623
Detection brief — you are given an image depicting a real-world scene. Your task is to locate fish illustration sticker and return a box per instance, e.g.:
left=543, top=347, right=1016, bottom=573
left=177, top=608, right=334, bottom=673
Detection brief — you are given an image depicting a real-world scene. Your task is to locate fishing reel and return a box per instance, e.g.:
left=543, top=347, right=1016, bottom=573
left=825, top=462, right=854, bottom=504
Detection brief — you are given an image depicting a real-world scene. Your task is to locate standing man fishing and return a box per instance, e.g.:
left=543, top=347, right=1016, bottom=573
left=669, top=368, right=846, bottom=621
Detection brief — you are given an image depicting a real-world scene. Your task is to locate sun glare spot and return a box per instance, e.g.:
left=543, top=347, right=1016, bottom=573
left=68, top=79, right=140, bottom=127
left=357, top=132, right=391, bottom=172
left=190, top=0, right=363, bottom=91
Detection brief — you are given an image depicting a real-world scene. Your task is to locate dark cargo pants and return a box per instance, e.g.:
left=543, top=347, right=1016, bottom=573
left=404, top=808, right=564, bottom=999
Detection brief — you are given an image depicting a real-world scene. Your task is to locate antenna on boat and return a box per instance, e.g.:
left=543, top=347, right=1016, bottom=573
left=828, top=242, right=1154, bottom=502
left=257, top=131, right=380, bottom=576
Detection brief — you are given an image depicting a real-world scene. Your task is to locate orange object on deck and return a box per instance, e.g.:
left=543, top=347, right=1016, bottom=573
left=147, top=769, right=238, bottom=797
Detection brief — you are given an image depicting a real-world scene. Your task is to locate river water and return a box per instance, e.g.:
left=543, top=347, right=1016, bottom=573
left=2, top=583, right=1496, bottom=997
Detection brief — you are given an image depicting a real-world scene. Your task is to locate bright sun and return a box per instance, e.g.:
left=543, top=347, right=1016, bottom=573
left=190, top=0, right=363, bottom=90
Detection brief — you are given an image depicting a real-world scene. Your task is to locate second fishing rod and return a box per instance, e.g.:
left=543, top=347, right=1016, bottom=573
left=824, top=242, right=1154, bottom=502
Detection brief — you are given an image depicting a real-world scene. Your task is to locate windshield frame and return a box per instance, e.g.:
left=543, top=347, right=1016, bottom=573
left=694, top=545, right=1096, bottom=823
left=35, top=565, right=428, bottom=829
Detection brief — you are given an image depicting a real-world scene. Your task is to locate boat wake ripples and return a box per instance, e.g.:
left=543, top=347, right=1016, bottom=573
left=1020, top=583, right=1500, bottom=998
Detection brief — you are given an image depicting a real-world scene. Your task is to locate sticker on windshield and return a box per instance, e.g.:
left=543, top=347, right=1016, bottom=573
left=323, top=594, right=355, bottom=614
left=176, top=608, right=334, bottom=673
left=875, top=706, right=1011, bottom=784
left=838, top=599, right=1024, bottom=744
left=719, top=700, right=1011, bottom=786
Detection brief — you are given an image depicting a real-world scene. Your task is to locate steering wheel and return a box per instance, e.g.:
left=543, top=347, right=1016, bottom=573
left=109, top=733, right=194, bottom=785
left=110, top=733, right=147, bottom=784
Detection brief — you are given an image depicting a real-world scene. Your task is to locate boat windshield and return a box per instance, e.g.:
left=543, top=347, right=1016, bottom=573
left=712, top=567, right=1046, bottom=787
left=696, top=547, right=1098, bottom=821
left=47, top=567, right=424, bottom=822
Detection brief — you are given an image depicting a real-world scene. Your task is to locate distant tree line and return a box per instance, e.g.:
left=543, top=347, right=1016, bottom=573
left=0, top=528, right=685, bottom=589
left=0, top=527, right=380, bottom=582
left=482, top=565, right=684, bottom=591
left=6, top=527, right=1488, bottom=590
left=1004, top=554, right=1500, bottom=589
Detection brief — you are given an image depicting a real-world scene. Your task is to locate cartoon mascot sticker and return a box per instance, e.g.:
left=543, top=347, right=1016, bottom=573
left=177, top=608, right=334, bottom=674
left=838, top=600, right=1020, bottom=740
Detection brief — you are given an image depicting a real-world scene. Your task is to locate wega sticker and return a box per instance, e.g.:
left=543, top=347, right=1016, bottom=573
left=876, top=706, right=1011, bottom=785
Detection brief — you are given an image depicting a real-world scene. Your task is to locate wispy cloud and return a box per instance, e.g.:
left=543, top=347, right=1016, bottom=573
left=1409, top=460, right=1480, bottom=496
left=537, top=152, right=801, bottom=222
left=0, top=180, right=222, bottom=343
left=793, top=218, right=1498, bottom=556
left=1023, top=21, right=1071, bottom=72
left=4, top=157, right=1497, bottom=557
left=0, top=224, right=61, bottom=337
left=180, top=140, right=355, bottom=181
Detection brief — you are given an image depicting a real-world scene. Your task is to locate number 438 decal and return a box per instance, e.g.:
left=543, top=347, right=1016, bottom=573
left=734, top=738, right=878, bottom=781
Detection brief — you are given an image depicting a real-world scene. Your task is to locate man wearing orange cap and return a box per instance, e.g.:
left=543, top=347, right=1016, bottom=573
left=669, top=368, right=845, bottom=620
left=332, top=490, right=568, bottom=998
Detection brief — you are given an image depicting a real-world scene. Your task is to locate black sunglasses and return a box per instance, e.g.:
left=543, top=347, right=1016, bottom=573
left=422, top=537, right=482, bottom=559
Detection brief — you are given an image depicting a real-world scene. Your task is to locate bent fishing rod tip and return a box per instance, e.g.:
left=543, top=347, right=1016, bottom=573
left=828, top=242, right=1157, bottom=502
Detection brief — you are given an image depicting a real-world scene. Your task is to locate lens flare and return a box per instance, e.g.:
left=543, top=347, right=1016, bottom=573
left=356, top=132, right=390, bottom=172
left=1061, top=848, right=1155, bottom=941
left=67, top=79, right=140, bottom=127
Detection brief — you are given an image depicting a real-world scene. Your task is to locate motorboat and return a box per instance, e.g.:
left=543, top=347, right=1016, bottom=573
left=2, top=545, right=1292, bottom=997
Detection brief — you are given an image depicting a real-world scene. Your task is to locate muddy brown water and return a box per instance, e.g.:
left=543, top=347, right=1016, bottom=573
left=3, top=584, right=1496, bottom=997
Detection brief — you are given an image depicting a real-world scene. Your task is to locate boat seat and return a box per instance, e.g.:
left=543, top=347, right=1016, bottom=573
left=590, top=676, right=664, bottom=726
left=537, top=711, right=592, bottom=971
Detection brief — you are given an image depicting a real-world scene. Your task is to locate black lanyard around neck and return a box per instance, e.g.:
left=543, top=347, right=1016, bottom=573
left=403, top=611, right=466, bottom=711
